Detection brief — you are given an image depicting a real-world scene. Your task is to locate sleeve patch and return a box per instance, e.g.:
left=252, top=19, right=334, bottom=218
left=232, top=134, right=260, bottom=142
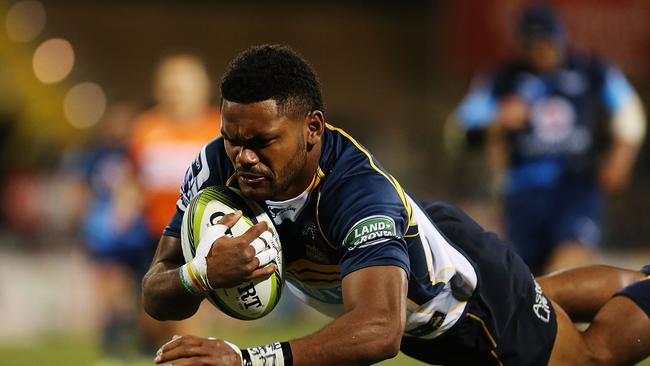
left=343, top=215, right=398, bottom=250
left=177, top=146, right=211, bottom=211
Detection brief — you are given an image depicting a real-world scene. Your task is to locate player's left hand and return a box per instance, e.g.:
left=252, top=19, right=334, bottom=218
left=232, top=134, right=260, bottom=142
left=154, top=335, right=242, bottom=366
left=497, top=95, right=528, bottom=130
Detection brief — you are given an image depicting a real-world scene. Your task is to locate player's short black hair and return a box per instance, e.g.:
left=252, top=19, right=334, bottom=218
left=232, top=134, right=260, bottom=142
left=516, top=4, right=564, bottom=43
left=220, top=44, right=323, bottom=117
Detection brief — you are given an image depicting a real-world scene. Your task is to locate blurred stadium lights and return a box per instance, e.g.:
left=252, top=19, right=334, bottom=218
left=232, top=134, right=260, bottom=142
left=63, top=82, right=106, bottom=129
left=5, top=0, right=46, bottom=43
left=32, top=38, right=74, bottom=84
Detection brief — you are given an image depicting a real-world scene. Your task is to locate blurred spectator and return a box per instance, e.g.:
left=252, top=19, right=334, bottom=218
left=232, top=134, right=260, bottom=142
left=452, top=4, right=646, bottom=275
left=130, top=53, right=220, bottom=240
left=69, top=103, right=152, bottom=362
left=129, top=53, right=221, bottom=349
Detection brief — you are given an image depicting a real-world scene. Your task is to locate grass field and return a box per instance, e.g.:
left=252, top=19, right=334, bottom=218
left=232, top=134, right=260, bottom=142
left=0, top=318, right=426, bottom=366
left=1, top=317, right=648, bottom=366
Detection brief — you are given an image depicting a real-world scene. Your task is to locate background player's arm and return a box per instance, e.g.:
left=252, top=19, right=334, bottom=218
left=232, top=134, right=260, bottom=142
left=455, top=75, right=524, bottom=189
left=142, top=235, right=203, bottom=320
left=485, top=121, right=510, bottom=185
left=599, top=138, right=642, bottom=194
left=451, top=75, right=499, bottom=151
left=599, top=68, right=647, bottom=194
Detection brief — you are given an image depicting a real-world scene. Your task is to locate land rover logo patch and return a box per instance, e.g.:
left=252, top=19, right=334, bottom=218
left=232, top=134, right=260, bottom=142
left=343, top=215, right=397, bottom=249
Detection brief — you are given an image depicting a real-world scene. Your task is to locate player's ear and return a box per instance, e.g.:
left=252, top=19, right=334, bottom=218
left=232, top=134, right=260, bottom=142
left=306, top=110, right=324, bottom=147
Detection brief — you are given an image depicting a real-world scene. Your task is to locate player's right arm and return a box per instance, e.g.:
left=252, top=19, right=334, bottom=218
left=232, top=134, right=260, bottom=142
left=142, top=212, right=276, bottom=321
left=142, top=141, right=224, bottom=321
left=142, top=234, right=201, bottom=320
left=455, top=73, right=521, bottom=190
left=598, top=66, right=646, bottom=194
left=142, top=139, right=273, bottom=320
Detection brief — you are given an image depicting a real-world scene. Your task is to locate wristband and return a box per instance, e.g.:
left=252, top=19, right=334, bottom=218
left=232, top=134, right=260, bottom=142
left=179, top=262, right=210, bottom=295
left=241, top=341, right=293, bottom=366
left=179, top=224, right=232, bottom=295
left=220, top=339, right=244, bottom=366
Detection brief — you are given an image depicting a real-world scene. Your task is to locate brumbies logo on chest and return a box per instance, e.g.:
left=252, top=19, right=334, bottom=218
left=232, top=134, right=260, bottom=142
left=344, top=215, right=397, bottom=250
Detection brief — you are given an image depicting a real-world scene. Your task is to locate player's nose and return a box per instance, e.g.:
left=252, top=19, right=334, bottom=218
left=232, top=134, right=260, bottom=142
left=236, top=147, right=260, bottom=167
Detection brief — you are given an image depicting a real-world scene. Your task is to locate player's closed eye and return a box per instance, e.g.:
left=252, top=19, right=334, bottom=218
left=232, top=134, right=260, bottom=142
left=244, top=138, right=276, bottom=150
left=224, top=137, right=275, bottom=150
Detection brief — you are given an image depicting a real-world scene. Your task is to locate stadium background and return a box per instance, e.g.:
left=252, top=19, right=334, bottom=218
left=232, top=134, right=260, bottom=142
left=0, top=0, right=647, bottom=365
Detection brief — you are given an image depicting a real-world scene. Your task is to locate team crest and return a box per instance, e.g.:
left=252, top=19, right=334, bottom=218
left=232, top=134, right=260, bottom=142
left=531, top=97, right=576, bottom=144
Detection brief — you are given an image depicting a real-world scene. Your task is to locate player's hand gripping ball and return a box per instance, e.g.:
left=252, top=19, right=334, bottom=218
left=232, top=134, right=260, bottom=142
left=180, top=185, right=283, bottom=320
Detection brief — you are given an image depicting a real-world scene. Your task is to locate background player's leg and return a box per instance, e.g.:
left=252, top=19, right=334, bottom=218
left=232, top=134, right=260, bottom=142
left=543, top=240, right=596, bottom=274
left=544, top=180, right=602, bottom=275
left=537, top=265, right=643, bottom=322
left=504, top=191, right=550, bottom=275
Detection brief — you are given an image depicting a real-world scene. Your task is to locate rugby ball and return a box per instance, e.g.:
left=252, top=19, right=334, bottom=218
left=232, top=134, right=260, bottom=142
left=180, top=185, right=283, bottom=320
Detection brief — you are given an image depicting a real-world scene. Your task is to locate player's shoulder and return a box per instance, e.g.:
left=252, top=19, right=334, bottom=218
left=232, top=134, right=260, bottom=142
left=491, top=58, right=527, bottom=77
left=317, top=125, right=408, bottom=219
left=191, top=136, right=232, bottom=178
left=320, top=125, right=397, bottom=192
left=177, top=136, right=233, bottom=211
left=304, top=125, right=411, bottom=254
left=565, top=49, right=611, bottom=76
left=479, top=59, right=527, bottom=92
left=203, top=135, right=226, bottom=157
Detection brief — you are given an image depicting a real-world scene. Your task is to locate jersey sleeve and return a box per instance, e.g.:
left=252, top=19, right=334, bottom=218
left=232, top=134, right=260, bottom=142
left=318, top=165, right=411, bottom=279
left=600, top=66, right=635, bottom=113
left=162, top=137, right=233, bottom=237
left=456, top=75, right=498, bottom=130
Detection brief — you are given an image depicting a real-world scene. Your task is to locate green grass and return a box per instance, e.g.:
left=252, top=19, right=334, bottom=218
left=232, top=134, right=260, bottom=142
left=0, top=319, right=425, bottom=366
left=1, top=319, right=648, bottom=366
left=0, top=334, right=101, bottom=366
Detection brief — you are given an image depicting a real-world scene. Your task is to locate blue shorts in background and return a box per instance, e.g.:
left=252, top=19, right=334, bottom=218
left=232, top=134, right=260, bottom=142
left=505, top=178, right=602, bottom=274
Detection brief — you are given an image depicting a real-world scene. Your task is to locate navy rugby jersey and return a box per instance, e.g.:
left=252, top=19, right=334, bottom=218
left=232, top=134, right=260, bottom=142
left=456, top=51, right=636, bottom=194
left=165, top=125, right=477, bottom=339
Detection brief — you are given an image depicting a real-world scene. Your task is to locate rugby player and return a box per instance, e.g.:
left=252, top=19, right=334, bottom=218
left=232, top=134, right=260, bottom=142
left=453, top=4, right=647, bottom=275
left=143, top=45, right=650, bottom=365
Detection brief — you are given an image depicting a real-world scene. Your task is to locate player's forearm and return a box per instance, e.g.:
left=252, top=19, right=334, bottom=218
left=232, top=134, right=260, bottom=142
left=486, top=124, right=510, bottom=179
left=142, top=262, right=202, bottom=320
left=600, top=93, right=646, bottom=193
left=598, top=139, right=642, bottom=194
left=603, top=139, right=641, bottom=177
left=288, top=308, right=403, bottom=366
left=235, top=267, right=407, bottom=366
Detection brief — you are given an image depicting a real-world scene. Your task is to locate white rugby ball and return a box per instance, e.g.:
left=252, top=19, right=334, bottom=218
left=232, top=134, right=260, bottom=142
left=180, top=185, right=283, bottom=320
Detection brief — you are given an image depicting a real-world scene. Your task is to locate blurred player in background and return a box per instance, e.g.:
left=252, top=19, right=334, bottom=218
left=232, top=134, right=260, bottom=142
left=73, top=103, right=151, bottom=363
left=453, top=4, right=646, bottom=275
left=130, top=53, right=221, bottom=240
left=129, top=53, right=221, bottom=351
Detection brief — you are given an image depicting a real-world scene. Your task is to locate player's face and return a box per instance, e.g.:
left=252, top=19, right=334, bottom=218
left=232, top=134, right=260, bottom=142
left=221, top=99, right=317, bottom=201
left=522, top=38, right=563, bottom=72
